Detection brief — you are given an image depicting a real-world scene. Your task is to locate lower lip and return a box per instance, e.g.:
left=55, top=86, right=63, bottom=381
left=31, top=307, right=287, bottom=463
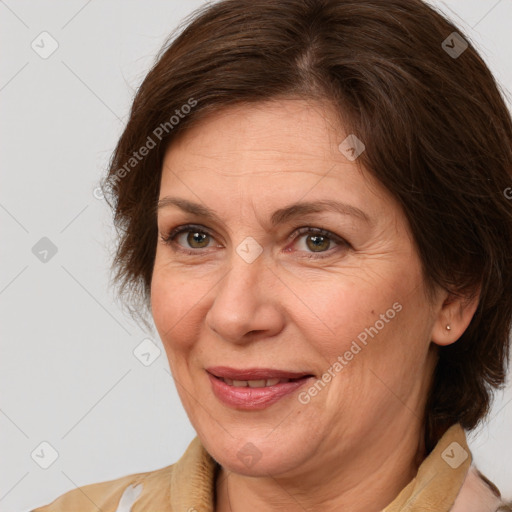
left=207, top=372, right=313, bottom=410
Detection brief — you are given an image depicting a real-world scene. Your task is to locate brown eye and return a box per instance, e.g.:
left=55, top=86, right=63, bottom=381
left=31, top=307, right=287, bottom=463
left=304, top=234, right=331, bottom=252
left=184, top=231, right=210, bottom=248
left=290, top=227, right=350, bottom=259
left=160, top=224, right=217, bottom=252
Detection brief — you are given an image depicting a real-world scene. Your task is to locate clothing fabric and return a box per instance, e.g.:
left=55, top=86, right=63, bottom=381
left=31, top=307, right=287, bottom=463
left=31, top=424, right=507, bottom=511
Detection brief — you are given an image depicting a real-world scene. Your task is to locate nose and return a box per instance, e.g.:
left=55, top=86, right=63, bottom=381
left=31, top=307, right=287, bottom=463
left=205, top=249, right=285, bottom=344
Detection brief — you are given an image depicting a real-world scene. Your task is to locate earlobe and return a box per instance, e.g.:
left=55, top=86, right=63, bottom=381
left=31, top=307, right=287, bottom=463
left=431, top=288, right=480, bottom=347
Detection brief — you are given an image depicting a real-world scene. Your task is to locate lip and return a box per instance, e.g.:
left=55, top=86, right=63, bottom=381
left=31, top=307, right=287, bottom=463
left=206, top=366, right=314, bottom=380
left=206, top=370, right=314, bottom=410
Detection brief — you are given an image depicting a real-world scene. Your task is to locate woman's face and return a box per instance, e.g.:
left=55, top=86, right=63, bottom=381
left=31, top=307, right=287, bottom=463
left=151, top=99, right=441, bottom=478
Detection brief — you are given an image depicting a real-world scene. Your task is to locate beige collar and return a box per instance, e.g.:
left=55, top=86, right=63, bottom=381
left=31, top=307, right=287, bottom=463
left=383, top=423, right=471, bottom=511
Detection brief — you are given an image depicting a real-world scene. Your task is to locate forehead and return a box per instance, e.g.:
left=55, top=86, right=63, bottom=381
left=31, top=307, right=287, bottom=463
left=158, top=99, right=395, bottom=220
left=162, top=99, right=368, bottom=184
left=168, top=98, right=343, bottom=157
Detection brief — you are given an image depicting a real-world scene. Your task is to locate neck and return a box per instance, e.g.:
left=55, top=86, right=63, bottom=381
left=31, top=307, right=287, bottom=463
left=214, top=419, right=426, bottom=512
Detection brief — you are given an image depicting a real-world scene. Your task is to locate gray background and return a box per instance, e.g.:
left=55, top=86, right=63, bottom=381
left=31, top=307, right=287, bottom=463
left=1, top=1, right=511, bottom=510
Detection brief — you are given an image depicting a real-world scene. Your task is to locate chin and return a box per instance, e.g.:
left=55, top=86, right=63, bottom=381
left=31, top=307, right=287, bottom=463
left=202, top=428, right=313, bottom=477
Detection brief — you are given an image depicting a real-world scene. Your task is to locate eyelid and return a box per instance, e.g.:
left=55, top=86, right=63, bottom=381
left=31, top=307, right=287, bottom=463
left=286, top=225, right=345, bottom=244
left=162, top=223, right=213, bottom=242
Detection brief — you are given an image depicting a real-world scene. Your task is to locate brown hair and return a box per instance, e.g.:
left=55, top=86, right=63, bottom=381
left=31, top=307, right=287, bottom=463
left=102, top=0, right=512, bottom=450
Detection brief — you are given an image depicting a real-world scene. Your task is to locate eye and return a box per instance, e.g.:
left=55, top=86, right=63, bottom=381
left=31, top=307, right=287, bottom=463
left=288, top=227, right=350, bottom=258
left=159, top=224, right=219, bottom=254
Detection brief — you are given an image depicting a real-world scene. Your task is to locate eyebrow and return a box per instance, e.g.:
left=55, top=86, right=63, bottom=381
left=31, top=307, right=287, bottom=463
left=156, top=197, right=371, bottom=225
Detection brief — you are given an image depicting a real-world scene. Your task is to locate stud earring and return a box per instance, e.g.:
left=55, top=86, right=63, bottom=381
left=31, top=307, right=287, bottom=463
left=446, top=324, right=451, bottom=331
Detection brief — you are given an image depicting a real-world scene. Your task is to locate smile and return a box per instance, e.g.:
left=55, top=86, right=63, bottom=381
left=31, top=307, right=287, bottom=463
left=219, top=377, right=295, bottom=387
left=206, top=370, right=314, bottom=410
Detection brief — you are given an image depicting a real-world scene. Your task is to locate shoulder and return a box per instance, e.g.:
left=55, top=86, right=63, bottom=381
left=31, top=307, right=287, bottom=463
left=30, top=436, right=215, bottom=512
left=30, top=463, right=175, bottom=512
left=451, top=466, right=512, bottom=512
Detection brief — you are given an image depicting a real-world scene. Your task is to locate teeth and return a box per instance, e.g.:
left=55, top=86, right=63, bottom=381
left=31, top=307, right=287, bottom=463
left=247, top=379, right=266, bottom=388
left=222, top=377, right=291, bottom=387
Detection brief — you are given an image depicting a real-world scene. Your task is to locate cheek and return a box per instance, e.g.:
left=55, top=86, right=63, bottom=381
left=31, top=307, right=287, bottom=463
left=300, top=259, right=430, bottom=376
left=299, top=272, right=405, bottom=354
left=150, top=263, right=205, bottom=352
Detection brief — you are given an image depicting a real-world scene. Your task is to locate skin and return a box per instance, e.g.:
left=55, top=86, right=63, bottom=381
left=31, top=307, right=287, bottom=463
left=150, top=99, right=479, bottom=512
left=451, top=468, right=503, bottom=512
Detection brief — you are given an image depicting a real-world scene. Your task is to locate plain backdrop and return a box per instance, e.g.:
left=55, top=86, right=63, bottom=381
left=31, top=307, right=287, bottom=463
left=1, top=1, right=511, bottom=510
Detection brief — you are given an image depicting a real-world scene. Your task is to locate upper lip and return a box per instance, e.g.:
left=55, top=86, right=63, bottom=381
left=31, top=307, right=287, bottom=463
left=206, top=366, right=314, bottom=380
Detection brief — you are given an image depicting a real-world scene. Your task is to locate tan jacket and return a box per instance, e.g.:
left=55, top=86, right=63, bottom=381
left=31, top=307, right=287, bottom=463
left=32, top=424, right=509, bottom=511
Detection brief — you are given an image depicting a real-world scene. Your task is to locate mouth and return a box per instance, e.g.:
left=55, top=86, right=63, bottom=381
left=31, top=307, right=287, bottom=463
left=206, top=367, right=316, bottom=410
left=206, top=366, right=315, bottom=388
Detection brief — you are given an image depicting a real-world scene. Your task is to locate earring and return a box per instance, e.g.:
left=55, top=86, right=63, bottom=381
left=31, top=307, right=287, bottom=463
left=446, top=324, right=451, bottom=331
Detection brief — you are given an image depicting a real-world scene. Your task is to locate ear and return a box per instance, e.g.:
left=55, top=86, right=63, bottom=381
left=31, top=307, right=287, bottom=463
left=431, top=286, right=481, bottom=347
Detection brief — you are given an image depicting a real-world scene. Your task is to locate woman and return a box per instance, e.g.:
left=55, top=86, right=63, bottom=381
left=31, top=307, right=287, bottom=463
left=33, top=0, right=512, bottom=510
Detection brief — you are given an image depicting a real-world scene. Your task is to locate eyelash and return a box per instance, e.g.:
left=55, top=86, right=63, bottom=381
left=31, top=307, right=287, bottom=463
left=159, top=223, right=350, bottom=259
